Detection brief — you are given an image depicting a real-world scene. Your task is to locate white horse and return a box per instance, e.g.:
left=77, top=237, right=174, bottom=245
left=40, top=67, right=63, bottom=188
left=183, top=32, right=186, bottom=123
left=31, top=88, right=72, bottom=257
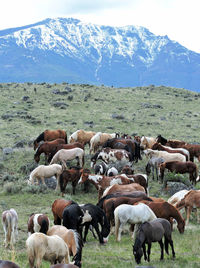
left=28, top=164, right=62, bottom=190
left=114, top=203, right=157, bottom=242
left=89, top=132, right=117, bottom=154
left=50, top=148, right=84, bottom=169
left=144, top=149, right=186, bottom=162
left=26, top=232, right=70, bottom=268
left=2, top=208, right=18, bottom=249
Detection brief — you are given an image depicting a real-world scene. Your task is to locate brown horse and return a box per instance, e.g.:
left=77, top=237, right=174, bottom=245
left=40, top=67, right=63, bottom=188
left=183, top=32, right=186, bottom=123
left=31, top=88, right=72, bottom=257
left=159, top=161, right=199, bottom=185
left=48, top=225, right=83, bottom=268
left=34, top=129, right=67, bottom=150
left=0, top=260, right=20, bottom=268
left=48, top=142, right=84, bottom=163
left=156, top=135, right=186, bottom=148
left=102, top=183, right=146, bottom=197
left=137, top=201, right=185, bottom=233
left=34, top=139, right=66, bottom=163
left=176, top=190, right=200, bottom=225
left=27, top=213, right=50, bottom=236
left=51, top=199, right=77, bottom=225
left=151, top=142, right=189, bottom=160
left=183, top=143, right=200, bottom=162
left=78, top=170, right=136, bottom=200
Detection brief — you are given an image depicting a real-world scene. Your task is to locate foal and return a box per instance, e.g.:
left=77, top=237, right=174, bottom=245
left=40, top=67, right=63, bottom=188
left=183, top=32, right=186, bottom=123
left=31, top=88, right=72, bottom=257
left=2, top=208, right=18, bottom=249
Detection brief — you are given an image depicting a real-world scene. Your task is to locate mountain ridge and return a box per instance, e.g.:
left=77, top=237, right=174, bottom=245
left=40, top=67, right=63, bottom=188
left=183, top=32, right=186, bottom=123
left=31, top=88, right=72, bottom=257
left=0, top=17, right=199, bottom=91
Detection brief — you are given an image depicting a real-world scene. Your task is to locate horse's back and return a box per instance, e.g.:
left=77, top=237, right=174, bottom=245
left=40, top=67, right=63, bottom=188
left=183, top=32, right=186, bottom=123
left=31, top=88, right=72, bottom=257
left=0, top=260, right=20, bottom=268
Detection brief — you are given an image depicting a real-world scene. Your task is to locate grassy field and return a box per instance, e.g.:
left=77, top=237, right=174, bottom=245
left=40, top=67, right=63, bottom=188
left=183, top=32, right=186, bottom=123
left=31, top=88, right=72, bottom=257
left=0, top=83, right=200, bottom=268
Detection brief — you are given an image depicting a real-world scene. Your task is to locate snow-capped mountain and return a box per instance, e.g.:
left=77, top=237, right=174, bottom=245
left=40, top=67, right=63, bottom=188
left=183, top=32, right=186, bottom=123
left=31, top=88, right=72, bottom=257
left=0, top=17, right=200, bottom=91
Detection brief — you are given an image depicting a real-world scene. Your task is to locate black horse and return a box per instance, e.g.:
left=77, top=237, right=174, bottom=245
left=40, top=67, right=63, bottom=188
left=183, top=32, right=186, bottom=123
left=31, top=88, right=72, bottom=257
left=133, top=218, right=175, bottom=264
left=80, top=203, right=110, bottom=244
left=156, top=134, right=168, bottom=145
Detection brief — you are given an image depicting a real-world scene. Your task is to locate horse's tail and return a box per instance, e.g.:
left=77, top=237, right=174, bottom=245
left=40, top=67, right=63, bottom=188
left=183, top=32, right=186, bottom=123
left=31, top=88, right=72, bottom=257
left=59, top=172, right=65, bottom=193
left=6, top=213, right=12, bottom=244
left=195, top=165, right=199, bottom=182
left=40, top=219, right=49, bottom=234
left=65, top=132, right=68, bottom=144
left=71, top=229, right=83, bottom=268
left=164, top=237, right=169, bottom=255
left=114, top=208, right=120, bottom=241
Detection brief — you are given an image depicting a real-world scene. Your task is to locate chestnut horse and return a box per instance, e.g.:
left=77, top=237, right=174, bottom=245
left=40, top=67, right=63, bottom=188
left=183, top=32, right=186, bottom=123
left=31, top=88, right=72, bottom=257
left=176, top=190, right=200, bottom=225
left=34, top=139, right=66, bottom=163
left=27, top=213, right=50, bottom=236
left=51, top=199, right=77, bottom=225
left=34, top=129, right=67, bottom=150
left=102, top=183, right=146, bottom=198
left=48, top=225, right=83, bottom=268
left=47, top=142, right=84, bottom=163
left=137, top=201, right=185, bottom=233
left=159, top=161, right=199, bottom=185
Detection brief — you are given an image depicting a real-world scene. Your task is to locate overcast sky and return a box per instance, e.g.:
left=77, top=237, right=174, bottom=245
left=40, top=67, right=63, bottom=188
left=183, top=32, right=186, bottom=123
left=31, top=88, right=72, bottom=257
left=0, top=0, right=199, bottom=53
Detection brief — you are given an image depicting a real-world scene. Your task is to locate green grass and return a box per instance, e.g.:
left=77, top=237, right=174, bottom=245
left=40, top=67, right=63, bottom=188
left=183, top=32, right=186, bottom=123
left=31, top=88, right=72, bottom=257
left=0, top=82, right=200, bottom=267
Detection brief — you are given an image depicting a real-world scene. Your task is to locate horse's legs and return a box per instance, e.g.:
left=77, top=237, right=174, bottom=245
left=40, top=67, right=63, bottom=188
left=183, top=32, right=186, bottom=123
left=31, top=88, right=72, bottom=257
left=93, top=222, right=104, bottom=244
left=186, top=206, right=192, bottom=225
left=159, top=239, right=164, bottom=260
left=152, top=166, right=155, bottom=180
left=197, top=208, right=200, bottom=223
left=168, top=238, right=176, bottom=258
left=143, top=243, right=147, bottom=261
left=55, top=174, right=60, bottom=191
left=41, top=177, right=45, bottom=185
left=147, top=242, right=151, bottom=262
left=83, top=224, right=89, bottom=243
left=72, top=181, right=77, bottom=195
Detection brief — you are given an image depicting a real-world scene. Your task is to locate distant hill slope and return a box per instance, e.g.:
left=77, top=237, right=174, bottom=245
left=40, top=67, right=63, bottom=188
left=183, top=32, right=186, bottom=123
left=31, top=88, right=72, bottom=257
left=0, top=18, right=200, bottom=91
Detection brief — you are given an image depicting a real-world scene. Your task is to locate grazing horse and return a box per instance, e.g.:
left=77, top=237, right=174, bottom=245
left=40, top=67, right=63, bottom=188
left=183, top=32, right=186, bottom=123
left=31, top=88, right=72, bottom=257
left=114, top=203, right=157, bottom=241
left=0, top=260, right=20, bottom=268
left=144, top=149, right=186, bottom=163
left=151, top=142, right=189, bottom=160
left=102, top=138, right=141, bottom=162
left=34, top=129, right=67, bottom=150
left=145, top=157, right=165, bottom=181
left=176, top=190, right=200, bottom=225
left=51, top=199, right=77, bottom=225
left=140, top=136, right=156, bottom=150
left=91, top=147, right=131, bottom=168
left=28, top=164, right=62, bottom=190
left=102, top=196, right=153, bottom=228
left=50, top=148, right=84, bottom=169
left=78, top=170, right=136, bottom=200
left=26, top=233, right=70, bottom=268
left=2, top=209, right=18, bottom=249
left=80, top=203, right=110, bottom=244
left=89, top=132, right=117, bottom=154
left=159, top=161, right=199, bottom=185
left=69, top=129, right=96, bottom=146
left=137, top=201, right=185, bottom=233
left=34, top=139, right=66, bottom=163
left=47, top=142, right=84, bottom=163
left=94, top=162, right=108, bottom=175
left=102, top=183, right=146, bottom=198
left=133, top=218, right=175, bottom=264
left=27, top=213, right=50, bottom=236
left=48, top=225, right=83, bottom=268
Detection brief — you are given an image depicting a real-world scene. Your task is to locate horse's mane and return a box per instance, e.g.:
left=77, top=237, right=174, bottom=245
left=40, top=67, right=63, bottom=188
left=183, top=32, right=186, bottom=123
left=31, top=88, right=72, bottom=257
left=35, top=132, right=44, bottom=143
left=70, top=229, right=83, bottom=267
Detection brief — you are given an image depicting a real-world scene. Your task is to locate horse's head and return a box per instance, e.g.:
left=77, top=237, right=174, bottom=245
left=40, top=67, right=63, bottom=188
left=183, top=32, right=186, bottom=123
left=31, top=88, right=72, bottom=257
left=177, top=218, right=185, bottom=234
left=78, top=169, right=90, bottom=184
left=34, top=154, right=40, bottom=163
left=133, top=236, right=144, bottom=264
left=33, top=140, right=38, bottom=150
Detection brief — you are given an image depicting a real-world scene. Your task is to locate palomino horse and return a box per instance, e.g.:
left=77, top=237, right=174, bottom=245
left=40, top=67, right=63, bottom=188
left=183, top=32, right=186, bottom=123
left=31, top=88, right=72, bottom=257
left=80, top=203, right=110, bottom=244
left=78, top=170, right=136, bottom=200
left=140, top=136, right=156, bottom=150
left=69, top=129, right=96, bottom=146
left=51, top=199, right=77, bottom=225
left=47, top=142, right=84, bottom=163
left=89, top=132, right=117, bottom=154
left=34, top=139, right=66, bottom=163
left=137, top=201, right=185, bottom=233
left=26, top=233, right=70, bottom=268
left=28, top=164, right=62, bottom=190
left=50, top=148, right=84, bottom=169
left=144, top=149, right=186, bottom=162
left=133, top=218, right=175, bottom=264
left=176, top=190, right=200, bottom=225
left=47, top=225, right=83, bottom=268
left=159, top=161, right=199, bottom=185
left=114, top=203, right=157, bottom=241
left=0, top=260, right=20, bottom=268
left=34, top=129, right=67, bottom=150
left=27, top=213, right=50, bottom=236
left=2, top=208, right=18, bottom=249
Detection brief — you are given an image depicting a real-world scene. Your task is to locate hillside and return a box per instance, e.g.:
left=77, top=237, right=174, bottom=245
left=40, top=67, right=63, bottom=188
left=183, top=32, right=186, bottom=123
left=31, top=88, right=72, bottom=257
left=0, top=83, right=200, bottom=268
left=0, top=18, right=200, bottom=91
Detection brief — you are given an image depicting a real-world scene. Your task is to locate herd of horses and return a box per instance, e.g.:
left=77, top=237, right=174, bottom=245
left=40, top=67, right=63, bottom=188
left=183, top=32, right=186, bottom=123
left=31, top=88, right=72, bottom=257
left=1, top=128, right=200, bottom=267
